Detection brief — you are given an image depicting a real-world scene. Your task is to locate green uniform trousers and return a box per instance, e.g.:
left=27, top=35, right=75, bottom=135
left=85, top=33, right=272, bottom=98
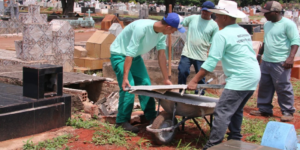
left=110, top=54, right=157, bottom=123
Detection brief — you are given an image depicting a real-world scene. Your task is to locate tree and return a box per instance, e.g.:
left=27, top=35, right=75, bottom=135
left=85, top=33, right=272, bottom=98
left=61, top=0, right=74, bottom=15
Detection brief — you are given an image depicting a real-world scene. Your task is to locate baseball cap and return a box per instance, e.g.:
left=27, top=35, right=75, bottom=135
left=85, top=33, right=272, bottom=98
left=163, top=13, right=186, bottom=33
left=201, top=1, right=215, bottom=11
left=261, top=1, right=282, bottom=13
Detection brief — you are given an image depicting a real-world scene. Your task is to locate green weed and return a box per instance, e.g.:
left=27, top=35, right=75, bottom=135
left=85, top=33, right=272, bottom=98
left=23, top=134, right=73, bottom=150
left=292, top=79, right=300, bottom=97
left=91, top=122, right=136, bottom=148
left=204, top=92, right=219, bottom=98
left=242, top=118, right=267, bottom=144
left=245, top=98, right=257, bottom=108
left=66, top=115, right=99, bottom=129
left=136, top=138, right=151, bottom=149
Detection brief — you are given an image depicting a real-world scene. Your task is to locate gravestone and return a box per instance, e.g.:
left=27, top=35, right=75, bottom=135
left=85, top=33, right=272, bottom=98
left=0, top=1, right=4, bottom=14
left=261, top=121, right=297, bottom=150
left=108, top=23, right=122, bottom=37
left=50, top=20, right=75, bottom=71
left=139, top=4, right=148, bottom=19
left=81, top=7, right=95, bottom=13
left=5, top=0, right=19, bottom=20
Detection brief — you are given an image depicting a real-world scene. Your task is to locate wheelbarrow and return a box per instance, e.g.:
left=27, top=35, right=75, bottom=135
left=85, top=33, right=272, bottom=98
left=128, top=84, right=224, bottom=145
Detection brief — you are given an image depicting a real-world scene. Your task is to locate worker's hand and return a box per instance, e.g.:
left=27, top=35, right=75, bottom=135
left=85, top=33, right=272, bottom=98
left=187, top=80, right=198, bottom=90
left=283, top=57, right=294, bottom=69
left=257, top=55, right=262, bottom=65
left=122, top=79, right=131, bottom=91
left=163, top=79, right=173, bottom=85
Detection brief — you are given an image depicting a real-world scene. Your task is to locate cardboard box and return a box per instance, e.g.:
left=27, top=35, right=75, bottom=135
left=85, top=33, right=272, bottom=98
left=252, top=32, right=264, bottom=42
left=85, top=31, right=115, bottom=59
left=83, top=58, right=110, bottom=70
left=74, top=46, right=87, bottom=57
left=74, top=57, right=85, bottom=67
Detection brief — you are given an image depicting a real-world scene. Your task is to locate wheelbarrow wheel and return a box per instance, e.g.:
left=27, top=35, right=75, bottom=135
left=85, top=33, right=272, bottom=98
left=151, top=112, right=178, bottom=145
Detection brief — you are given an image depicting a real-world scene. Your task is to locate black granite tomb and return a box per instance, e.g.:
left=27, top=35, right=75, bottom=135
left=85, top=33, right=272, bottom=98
left=0, top=64, right=71, bottom=142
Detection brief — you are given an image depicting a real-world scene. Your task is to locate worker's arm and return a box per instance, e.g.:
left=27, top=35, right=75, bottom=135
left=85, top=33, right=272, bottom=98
left=283, top=45, right=299, bottom=69
left=187, top=68, right=209, bottom=90
left=188, top=32, right=225, bottom=90
left=157, top=50, right=172, bottom=85
left=122, top=56, right=133, bottom=91
left=123, top=26, right=145, bottom=90
left=156, top=35, right=172, bottom=85
left=182, top=15, right=193, bottom=27
left=257, top=43, right=264, bottom=65
left=284, top=22, right=300, bottom=69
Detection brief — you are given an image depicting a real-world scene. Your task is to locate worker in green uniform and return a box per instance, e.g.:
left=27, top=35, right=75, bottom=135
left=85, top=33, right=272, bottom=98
left=110, top=13, right=186, bottom=133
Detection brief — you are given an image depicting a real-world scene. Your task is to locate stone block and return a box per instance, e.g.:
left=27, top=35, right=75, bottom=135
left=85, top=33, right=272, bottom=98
left=15, top=40, right=23, bottom=59
left=101, top=9, right=108, bottom=14
left=108, top=23, right=123, bottom=37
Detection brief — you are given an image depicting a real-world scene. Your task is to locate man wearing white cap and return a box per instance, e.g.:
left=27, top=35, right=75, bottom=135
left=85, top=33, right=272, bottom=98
left=187, top=0, right=261, bottom=149
left=250, top=1, right=300, bottom=122
left=110, top=13, right=186, bottom=133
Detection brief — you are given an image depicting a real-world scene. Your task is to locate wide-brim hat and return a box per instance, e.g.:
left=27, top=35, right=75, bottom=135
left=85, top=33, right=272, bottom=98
left=208, top=0, right=246, bottom=18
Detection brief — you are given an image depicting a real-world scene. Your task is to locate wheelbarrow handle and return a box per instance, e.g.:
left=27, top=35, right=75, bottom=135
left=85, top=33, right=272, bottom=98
left=196, top=84, right=225, bottom=89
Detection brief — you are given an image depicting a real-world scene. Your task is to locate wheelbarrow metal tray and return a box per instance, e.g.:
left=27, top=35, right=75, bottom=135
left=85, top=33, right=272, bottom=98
left=130, top=90, right=218, bottom=118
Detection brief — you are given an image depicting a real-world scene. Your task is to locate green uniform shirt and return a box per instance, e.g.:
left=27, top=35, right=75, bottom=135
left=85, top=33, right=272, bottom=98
left=110, top=19, right=167, bottom=57
left=263, top=17, right=300, bottom=63
left=181, top=15, right=219, bottom=61
left=202, top=24, right=261, bottom=91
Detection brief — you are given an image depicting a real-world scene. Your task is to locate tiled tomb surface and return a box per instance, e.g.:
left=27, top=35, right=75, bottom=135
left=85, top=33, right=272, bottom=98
left=50, top=20, right=75, bottom=71
left=19, top=5, right=47, bottom=24
left=15, top=5, right=75, bottom=72
left=0, top=64, right=71, bottom=142
left=20, top=24, right=53, bottom=61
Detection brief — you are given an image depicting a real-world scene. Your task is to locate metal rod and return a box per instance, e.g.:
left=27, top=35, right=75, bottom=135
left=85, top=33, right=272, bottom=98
left=192, top=118, right=207, bottom=138
left=182, top=116, right=185, bottom=131
left=172, top=102, right=177, bottom=126
left=156, top=99, right=161, bottom=117
left=168, top=4, right=172, bottom=80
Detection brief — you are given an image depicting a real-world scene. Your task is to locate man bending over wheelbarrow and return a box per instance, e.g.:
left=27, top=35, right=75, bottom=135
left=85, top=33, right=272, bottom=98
left=110, top=13, right=186, bottom=133
left=187, top=0, right=261, bottom=149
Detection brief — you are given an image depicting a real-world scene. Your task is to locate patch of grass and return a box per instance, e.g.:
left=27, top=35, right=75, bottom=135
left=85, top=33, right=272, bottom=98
left=23, top=134, right=73, bottom=150
left=236, top=15, right=264, bottom=23
left=94, top=24, right=101, bottom=29
left=245, top=98, right=257, bottom=108
left=149, top=15, right=163, bottom=20
left=176, top=139, right=197, bottom=150
left=66, top=114, right=99, bottom=129
left=242, top=118, right=268, bottom=144
left=292, top=79, right=300, bottom=97
left=47, top=7, right=53, bottom=11
left=204, top=92, right=219, bottom=98
left=91, top=122, right=136, bottom=148
left=136, top=138, right=152, bottom=149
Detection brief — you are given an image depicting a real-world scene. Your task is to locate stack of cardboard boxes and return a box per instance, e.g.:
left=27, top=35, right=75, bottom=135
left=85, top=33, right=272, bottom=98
left=74, top=30, right=115, bottom=72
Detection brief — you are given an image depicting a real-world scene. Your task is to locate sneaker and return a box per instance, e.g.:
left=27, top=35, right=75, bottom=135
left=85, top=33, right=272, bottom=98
left=115, top=122, right=140, bottom=133
left=250, top=110, right=273, bottom=116
left=281, top=113, right=294, bottom=122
